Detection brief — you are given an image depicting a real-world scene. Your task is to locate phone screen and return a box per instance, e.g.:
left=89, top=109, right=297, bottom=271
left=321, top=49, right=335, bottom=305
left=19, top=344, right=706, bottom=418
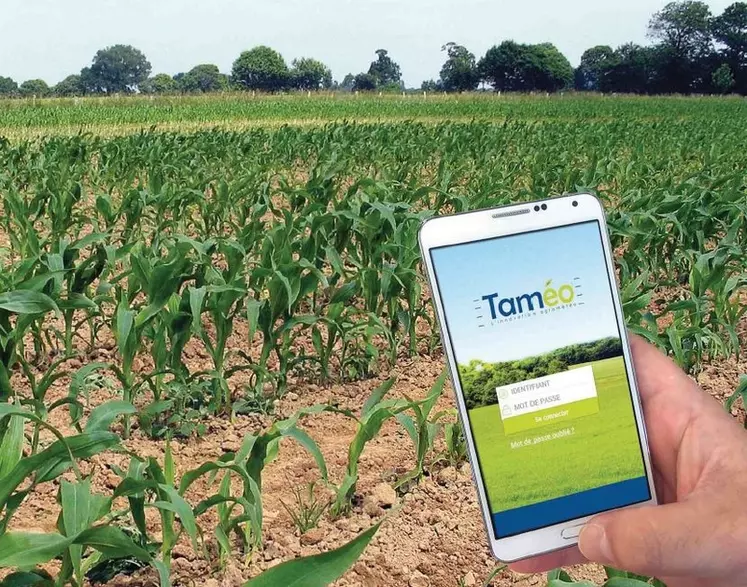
left=429, top=220, right=651, bottom=539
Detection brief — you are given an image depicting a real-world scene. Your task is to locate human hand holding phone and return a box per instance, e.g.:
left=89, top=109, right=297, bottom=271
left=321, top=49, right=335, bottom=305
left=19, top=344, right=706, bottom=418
left=512, top=335, right=747, bottom=587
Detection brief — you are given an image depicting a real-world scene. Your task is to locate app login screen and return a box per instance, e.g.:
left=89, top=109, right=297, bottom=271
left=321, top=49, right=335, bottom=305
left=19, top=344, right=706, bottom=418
left=430, top=221, right=650, bottom=538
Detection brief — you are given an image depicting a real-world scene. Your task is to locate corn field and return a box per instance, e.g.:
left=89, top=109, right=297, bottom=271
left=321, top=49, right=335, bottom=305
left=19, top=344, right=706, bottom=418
left=0, top=95, right=745, bottom=587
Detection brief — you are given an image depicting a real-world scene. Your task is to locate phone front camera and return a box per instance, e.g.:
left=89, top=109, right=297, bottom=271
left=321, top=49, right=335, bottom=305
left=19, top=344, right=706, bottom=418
left=541, top=203, right=548, bottom=211
left=572, top=200, right=579, bottom=207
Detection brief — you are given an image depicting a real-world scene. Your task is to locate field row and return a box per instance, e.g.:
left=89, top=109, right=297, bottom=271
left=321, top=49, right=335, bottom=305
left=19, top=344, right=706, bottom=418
left=1, top=94, right=747, bottom=136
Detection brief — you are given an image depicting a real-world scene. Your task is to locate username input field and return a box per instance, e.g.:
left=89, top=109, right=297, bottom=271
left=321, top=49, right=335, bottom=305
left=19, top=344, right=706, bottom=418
left=496, top=366, right=599, bottom=434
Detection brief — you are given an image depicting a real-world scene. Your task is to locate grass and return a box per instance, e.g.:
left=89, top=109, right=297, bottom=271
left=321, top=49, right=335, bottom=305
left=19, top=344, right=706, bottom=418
left=468, top=357, right=645, bottom=513
left=280, top=481, right=330, bottom=534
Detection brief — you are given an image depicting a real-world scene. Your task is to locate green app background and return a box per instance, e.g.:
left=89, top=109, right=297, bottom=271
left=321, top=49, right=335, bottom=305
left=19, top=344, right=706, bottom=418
left=462, top=351, right=645, bottom=514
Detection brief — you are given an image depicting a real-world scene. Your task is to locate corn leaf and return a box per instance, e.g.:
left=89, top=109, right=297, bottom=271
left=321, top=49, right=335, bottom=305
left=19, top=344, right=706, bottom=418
left=74, top=525, right=152, bottom=561
left=361, top=378, right=395, bottom=418
left=0, top=291, right=59, bottom=315
left=85, top=401, right=137, bottom=434
left=0, top=569, right=54, bottom=586
left=155, top=484, right=200, bottom=551
left=0, top=532, right=71, bottom=568
left=0, top=414, right=25, bottom=479
left=244, top=521, right=381, bottom=587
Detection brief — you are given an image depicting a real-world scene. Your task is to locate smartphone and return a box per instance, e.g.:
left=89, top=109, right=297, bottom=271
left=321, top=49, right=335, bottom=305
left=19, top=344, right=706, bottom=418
left=418, top=193, right=657, bottom=562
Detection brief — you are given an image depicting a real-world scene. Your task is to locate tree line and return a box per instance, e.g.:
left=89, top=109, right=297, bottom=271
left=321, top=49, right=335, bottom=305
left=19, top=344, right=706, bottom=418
left=1, top=1, right=746, bottom=97
left=426, top=1, right=747, bottom=94
left=0, top=45, right=405, bottom=97
left=459, top=337, right=623, bottom=410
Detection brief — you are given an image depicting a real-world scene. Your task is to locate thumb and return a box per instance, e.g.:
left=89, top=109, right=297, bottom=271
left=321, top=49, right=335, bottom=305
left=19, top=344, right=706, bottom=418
left=579, top=501, right=719, bottom=578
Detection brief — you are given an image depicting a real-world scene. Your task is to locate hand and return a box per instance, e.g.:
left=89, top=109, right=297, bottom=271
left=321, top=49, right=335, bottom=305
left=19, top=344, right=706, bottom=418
left=510, top=335, right=747, bottom=587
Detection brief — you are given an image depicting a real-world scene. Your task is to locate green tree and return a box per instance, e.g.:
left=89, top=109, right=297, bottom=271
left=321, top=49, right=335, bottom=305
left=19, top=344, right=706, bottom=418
left=82, top=45, right=152, bottom=93
left=479, top=41, right=530, bottom=91
left=340, top=73, right=356, bottom=91
left=53, top=74, right=84, bottom=97
left=531, top=43, right=574, bottom=91
left=0, top=76, right=18, bottom=96
left=19, top=79, right=50, bottom=97
left=352, top=73, right=377, bottom=91
left=648, top=1, right=714, bottom=92
left=575, top=45, right=616, bottom=90
left=712, top=62, right=736, bottom=91
left=368, top=49, right=402, bottom=86
left=714, top=2, right=747, bottom=61
left=599, top=43, right=657, bottom=93
left=479, top=41, right=572, bottom=92
left=421, top=79, right=442, bottom=92
left=142, top=73, right=179, bottom=94
left=439, top=42, right=479, bottom=92
left=290, top=57, right=333, bottom=90
left=713, top=2, right=747, bottom=92
left=649, top=1, right=714, bottom=59
left=178, top=64, right=228, bottom=93
left=232, top=46, right=290, bottom=92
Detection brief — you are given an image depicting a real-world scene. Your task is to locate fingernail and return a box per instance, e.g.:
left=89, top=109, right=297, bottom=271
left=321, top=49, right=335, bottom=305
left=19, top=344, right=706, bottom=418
left=579, top=523, right=613, bottom=564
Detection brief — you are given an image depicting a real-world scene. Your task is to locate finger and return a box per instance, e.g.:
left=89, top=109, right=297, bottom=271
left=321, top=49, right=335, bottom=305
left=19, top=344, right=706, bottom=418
left=628, top=334, right=704, bottom=407
left=630, top=334, right=741, bottom=426
left=628, top=335, right=714, bottom=482
left=578, top=500, right=735, bottom=579
left=509, top=546, right=586, bottom=574
left=628, top=334, right=742, bottom=484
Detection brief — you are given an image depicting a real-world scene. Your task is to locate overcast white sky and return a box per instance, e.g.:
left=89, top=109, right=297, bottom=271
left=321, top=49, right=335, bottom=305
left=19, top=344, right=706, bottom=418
left=0, top=0, right=735, bottom=87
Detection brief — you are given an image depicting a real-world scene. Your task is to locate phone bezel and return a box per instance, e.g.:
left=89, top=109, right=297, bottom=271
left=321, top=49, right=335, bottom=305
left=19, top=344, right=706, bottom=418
left=418, top=193, right=658, bottom=562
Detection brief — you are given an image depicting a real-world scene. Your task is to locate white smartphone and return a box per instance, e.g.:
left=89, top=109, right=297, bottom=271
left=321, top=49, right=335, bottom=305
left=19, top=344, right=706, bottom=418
left=418, top=193, right=657, bottom=562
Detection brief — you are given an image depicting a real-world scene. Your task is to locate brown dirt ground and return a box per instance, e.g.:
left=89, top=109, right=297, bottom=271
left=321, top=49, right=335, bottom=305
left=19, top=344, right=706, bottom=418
left=7, top=297, right=747, bottom=587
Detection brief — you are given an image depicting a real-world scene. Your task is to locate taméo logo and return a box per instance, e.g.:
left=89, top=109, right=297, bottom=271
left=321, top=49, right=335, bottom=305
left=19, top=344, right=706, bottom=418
left=481, top=279, right=578, bottom=320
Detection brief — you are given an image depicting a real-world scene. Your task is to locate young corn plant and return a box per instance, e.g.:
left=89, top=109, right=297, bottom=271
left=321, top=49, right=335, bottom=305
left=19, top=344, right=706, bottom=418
left=664, top=245, right=747, bottom=373
left=146, top=288, right=195, bottom=405
left=0, top=402, right=165, bottom=586
left=189, top=238, right=248, bottom=413
left=305, top=283, right=359, bottom=383
left=105, top=241, right=195, bottom=436
left=0, top=289, right=59, bottom=402
left=1, top=184, right=44, bottom=259
left=42, top=235, right=108, bottom=356
left=179, top=405, right=329, bottom=562
left=440, top=417, right=469, bottom=468
left=112, top=443, right=200, bottom=579
left=244, top=242, right=328, bottom=400
left=55, top=479, right=117, bottom=587
left=17, top=355, right=75, bottom=452
left=394, top=371, right=449, bottom=487
left=330, top=378, right=410, bottom=516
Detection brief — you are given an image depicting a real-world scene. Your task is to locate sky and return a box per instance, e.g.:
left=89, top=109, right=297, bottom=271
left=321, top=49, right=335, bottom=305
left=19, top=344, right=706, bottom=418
left=0, top=0, right=736, bottom=87
left=430, top=221, right=621, bottom=364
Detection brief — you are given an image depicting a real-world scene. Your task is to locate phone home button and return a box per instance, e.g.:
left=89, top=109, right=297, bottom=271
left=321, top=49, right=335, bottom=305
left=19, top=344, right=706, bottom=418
left=561, top=525, right=583, bottom=540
